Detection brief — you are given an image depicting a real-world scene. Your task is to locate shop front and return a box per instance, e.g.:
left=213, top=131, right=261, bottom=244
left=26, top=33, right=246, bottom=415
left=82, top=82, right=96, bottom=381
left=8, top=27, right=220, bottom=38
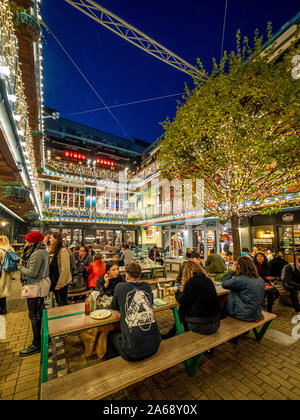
left=248, top=209, right=300, bottom=263
left=44, top=225, right=137, bottom=247
left=161, top=218, right=233, bottom=260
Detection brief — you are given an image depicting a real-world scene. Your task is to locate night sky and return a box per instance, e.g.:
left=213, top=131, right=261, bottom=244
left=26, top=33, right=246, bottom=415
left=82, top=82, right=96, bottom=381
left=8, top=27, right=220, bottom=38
left=41, top=0, right=300, bottom=144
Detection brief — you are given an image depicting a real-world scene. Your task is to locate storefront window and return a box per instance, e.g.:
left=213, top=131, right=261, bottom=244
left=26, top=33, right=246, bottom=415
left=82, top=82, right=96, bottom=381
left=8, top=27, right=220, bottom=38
left=125, top=231, right=135, bottom=244
left=252, top=225, right=275, bottom=252
left=278, top=225, right=300, bottom=255
left=73, top=229, right=82, bottom=245
left=163, top=230, right=170, bottom=254
left=106, top=230, right=114, bottom=245
left=114, top=230, right=121, bottom=246
left=196, top=228, right=205, bottom=257
left=220, top=224, right=233, bottom=256
left=96, top=230, right=104, bottom=244
left=206, top=230, right=217, bottom=255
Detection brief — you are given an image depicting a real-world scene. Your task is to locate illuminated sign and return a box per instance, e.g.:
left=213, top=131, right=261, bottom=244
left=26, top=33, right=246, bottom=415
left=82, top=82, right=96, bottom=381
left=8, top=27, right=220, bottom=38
left=63, top=150, right=115, bottom=166
left=96, top=158, right=114, bottom=167
left=64, top=151, right=86, bottom=160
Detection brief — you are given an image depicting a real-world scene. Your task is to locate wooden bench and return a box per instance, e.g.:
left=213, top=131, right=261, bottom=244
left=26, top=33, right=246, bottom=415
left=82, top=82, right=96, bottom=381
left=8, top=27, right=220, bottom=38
left=41, top=311, right=276, bottom=400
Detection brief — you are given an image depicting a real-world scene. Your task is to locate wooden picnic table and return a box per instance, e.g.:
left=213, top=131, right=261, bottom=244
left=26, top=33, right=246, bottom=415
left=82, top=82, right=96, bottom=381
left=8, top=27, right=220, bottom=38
left=41, top=283, right=229, bottom=383
left=41, top=295, right=178, bottom=383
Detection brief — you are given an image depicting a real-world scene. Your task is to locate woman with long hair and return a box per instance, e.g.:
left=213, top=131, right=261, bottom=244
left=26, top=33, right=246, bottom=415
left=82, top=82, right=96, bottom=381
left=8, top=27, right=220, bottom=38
left=162, top=260, right=220, bottom=339
left=253, top=252, right=279, bottom=313
left=19, top=232, right=50, bottom=356
left=222, top=256, right=265, bottom=321
left=0, top=236, right=15, bottom=315
left=95, top=261, right=124, bottom=297
left=49, top=231, right=72, bottom=306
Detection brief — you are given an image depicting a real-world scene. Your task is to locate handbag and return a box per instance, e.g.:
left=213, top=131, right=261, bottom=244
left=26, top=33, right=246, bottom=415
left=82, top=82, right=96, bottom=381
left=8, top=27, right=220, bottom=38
left=21, top=284, right=39, bottom=298
left=21, top=258, right=50, bottom=299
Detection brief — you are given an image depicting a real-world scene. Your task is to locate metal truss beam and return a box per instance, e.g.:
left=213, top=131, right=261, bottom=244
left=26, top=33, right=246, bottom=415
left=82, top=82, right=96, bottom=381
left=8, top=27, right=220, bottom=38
left=65, top=0, right=205, bottom=80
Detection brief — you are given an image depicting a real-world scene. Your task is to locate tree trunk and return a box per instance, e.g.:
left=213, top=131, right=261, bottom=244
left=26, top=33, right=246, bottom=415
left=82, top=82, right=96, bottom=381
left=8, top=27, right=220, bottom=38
left=231, top=213, right=241, bottom=261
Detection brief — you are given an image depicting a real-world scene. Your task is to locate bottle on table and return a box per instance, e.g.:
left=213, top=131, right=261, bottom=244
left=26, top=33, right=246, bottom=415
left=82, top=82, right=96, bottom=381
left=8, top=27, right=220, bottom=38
left=85, top=295, right=91, bottom=315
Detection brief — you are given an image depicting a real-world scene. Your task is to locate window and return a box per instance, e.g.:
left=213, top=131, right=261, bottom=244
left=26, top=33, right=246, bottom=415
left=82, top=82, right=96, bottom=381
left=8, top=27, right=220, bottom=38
left=48, top=184, right=86, bottom=209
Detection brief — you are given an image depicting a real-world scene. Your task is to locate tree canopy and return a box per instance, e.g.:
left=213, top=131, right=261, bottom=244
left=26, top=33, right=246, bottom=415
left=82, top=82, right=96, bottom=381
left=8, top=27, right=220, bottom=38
left=158, top=25, right=300, bottom=257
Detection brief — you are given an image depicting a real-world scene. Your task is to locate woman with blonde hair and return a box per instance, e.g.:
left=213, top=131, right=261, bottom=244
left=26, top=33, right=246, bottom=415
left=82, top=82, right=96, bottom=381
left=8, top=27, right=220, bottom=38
left=0, top=236, right=15, bottom=315
left=162, top=260, right=220, bottom=339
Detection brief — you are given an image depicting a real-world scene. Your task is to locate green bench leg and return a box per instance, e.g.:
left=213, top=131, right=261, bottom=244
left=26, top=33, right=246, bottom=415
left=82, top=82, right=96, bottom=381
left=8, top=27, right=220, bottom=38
left=172, top=307, right=205, bottom=376
left=185, top=353, right=205, bottom=377
left=253, top=320, right=273, bottom=341
left=41, top=308, right=49, bottom=384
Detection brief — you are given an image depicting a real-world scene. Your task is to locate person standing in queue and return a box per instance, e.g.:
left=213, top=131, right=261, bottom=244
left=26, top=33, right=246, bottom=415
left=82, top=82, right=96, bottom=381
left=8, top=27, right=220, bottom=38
left=49, top=232, right=72, bottom=306
left=0, top=236, right=16, bottom=315
left=19, top=232, right=50, bottom=356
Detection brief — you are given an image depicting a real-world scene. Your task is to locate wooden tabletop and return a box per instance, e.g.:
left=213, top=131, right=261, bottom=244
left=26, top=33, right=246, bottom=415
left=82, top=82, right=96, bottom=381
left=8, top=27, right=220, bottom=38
left=47, top=282, right=229, bottom=338
left=118, top=264, right=164, bottom=272
left=47, top=296, right=178, bottom=338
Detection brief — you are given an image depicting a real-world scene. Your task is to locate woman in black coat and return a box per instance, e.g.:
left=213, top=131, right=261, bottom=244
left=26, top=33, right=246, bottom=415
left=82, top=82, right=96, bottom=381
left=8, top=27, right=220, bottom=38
left=253, top=253, right=280, bottom=313
left=162, top=261, right=220, bottom=338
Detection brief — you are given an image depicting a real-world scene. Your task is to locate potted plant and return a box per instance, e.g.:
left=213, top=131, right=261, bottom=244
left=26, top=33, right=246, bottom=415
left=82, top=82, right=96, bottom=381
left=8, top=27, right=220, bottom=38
left=1, top=182, right=30, bottom=202
left=42, top=210, right=57, bottom=219
left=127, top=217, right=139, bottom=223
left=24, top=211, right=39, bottom=221
left=10, top=2, right=42, bottom=42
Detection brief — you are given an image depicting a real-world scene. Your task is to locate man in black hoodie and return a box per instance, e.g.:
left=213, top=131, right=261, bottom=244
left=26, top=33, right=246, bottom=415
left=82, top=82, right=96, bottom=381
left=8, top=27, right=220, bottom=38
left=106, top=263, right=161, bottom=361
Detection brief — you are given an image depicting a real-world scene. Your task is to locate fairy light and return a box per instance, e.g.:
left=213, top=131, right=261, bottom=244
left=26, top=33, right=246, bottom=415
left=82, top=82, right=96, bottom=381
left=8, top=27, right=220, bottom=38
left=0, top=0, right=42, bottom=216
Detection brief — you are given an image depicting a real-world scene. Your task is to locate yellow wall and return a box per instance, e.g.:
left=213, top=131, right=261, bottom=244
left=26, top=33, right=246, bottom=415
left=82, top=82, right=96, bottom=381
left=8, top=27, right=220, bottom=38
left=142, top=226, right=162, bottom=248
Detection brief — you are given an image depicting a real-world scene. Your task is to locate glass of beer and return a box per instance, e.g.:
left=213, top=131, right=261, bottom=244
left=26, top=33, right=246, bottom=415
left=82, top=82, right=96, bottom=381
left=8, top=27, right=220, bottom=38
left=169, top=287, right=175, bottom=298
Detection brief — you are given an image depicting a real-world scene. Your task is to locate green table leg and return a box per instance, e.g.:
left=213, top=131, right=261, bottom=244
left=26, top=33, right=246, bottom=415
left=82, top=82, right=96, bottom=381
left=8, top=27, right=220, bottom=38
left=173, top=307, right=183, bottom=334
left=41, top=308, right=49, bottom=384
left=163, top=267, right=167, bottom=279
left=253, top=320, right=273, bottom=341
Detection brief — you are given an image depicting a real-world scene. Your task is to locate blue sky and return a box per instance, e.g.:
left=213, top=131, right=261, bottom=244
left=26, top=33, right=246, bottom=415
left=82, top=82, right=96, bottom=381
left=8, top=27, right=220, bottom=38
left=41, top=0, right=300, bottom=144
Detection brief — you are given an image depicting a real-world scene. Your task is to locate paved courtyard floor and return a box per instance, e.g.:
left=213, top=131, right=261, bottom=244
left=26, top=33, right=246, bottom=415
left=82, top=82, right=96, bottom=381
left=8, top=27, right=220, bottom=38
left=0, top=274, right=300, bottom=400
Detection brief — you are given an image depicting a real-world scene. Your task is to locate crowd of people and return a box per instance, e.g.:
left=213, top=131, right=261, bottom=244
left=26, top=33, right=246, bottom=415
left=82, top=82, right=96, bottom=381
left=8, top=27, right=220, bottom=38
left=0, top=233, right=299, bottom=365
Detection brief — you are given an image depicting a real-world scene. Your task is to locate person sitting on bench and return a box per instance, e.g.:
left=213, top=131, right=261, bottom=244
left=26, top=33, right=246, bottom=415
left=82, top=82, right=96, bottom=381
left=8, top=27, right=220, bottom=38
left=162, top=260, right=221, bottom=339
left=95, top=262, right=124, bottom=297
left=222, top=256, right=265, bottom=322
left=148, top=246, right=164, bottom=266
left=106, top=263, right=161, bottom=361
left=283, top=256, right=300, bottom=314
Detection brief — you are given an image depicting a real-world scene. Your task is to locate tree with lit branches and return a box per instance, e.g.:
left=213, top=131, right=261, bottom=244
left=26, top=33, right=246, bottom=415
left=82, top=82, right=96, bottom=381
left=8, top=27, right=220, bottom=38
left=158, top=25, right=300, bottom=259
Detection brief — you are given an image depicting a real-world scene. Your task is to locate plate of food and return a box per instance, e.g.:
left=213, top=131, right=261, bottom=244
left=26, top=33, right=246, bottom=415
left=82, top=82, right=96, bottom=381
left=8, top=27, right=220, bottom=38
left=90, top=309, right=112, bottom=320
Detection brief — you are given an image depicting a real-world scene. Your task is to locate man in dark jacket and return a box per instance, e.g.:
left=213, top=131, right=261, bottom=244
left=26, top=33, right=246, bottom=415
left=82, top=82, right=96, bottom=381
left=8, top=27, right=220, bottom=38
left=283, top=256, right=300, bottom=313
left=269, top=252, right=288, bottom=278
left=205, top=249, right=226, bottom=274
